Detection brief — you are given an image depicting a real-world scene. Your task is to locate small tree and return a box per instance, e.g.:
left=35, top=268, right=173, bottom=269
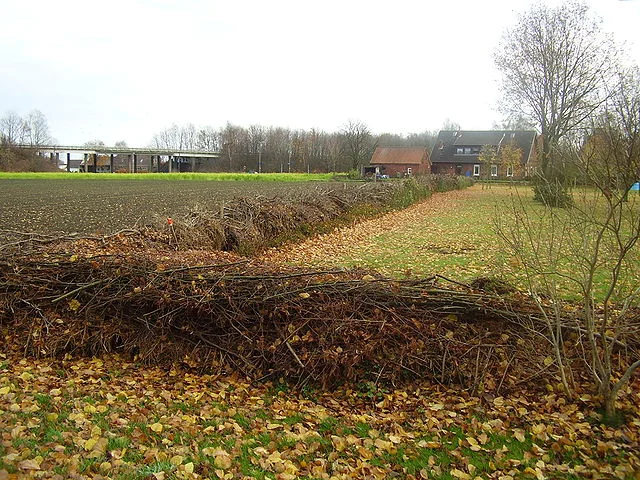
left=478, top=144, right=496, bottom=188
left=497, top=134, right=640, bottom=422
left=498, top=143, right=522, bottom=181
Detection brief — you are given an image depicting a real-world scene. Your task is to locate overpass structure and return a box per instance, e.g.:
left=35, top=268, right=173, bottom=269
left=20, top=145, right=220, bottom=173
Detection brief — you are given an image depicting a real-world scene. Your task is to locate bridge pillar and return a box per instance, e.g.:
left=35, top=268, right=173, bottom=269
left=67, top=153, right=70, bottom=172
left=133, top=153, right=137, bottom=173
left=110, top=154, right=114, bottom=173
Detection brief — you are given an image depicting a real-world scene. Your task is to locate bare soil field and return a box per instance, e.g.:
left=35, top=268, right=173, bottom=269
left=0, top=179, right=356, bottom=235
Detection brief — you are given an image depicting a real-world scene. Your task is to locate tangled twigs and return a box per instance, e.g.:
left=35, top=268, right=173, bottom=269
left=0, top=250, right=563, bottom=391
left=0, top=228, right=142, bottom=254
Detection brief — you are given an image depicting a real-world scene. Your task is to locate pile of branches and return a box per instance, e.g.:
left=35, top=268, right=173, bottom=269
left=162, top=181, right=406, bottom=252
left=1, top=251, right=559, bottom=392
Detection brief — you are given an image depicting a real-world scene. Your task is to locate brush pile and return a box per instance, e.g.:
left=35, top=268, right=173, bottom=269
left=1, top=247, right=560, bottom=392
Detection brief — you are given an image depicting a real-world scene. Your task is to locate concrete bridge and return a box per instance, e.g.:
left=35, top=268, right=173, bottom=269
left=21, top=145, right=220, bottom=173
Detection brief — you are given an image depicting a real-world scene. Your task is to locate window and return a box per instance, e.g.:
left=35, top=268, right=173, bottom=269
left=506, top=166, right=513, bottom=177
left=473, top=164, right=480, bottom=176
left=456, top=147, right=464, bottom=154
left=491, top=164, right=498, bottom=177
left=406, top=167, right=412, bottom=175
left=464, top=147, right=472, bottom=154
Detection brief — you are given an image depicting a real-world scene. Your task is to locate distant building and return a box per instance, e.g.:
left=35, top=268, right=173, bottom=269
left=430, top=130, right=539, bottom=179
left=368, top=146, right=431, bottom=177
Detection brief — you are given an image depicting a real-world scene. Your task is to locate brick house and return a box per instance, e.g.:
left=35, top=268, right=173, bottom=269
left=430, top=130, right=539, bottom=179
left=368, top=146, right=431, bottom=177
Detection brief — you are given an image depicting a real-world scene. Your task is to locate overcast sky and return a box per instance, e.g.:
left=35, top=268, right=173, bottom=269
left=1, top=0, right=639, bottom=147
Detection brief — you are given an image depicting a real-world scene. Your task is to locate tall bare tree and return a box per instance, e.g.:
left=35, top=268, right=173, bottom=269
left=341, top=120, right=376, bottom=173
left=0, top=111, right=24, bottom=145
left=22, top=110, right=52, bottom=146
left=495, top=1, right=619, bottom=204
left=1, top=110, right=51, bottom=146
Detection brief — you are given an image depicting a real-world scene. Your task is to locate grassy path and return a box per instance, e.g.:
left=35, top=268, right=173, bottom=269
left=262, top=184, right=511, bottom=283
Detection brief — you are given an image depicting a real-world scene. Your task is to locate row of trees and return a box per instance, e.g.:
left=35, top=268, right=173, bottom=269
left=0, top=109, right=445, bottom=174
left=0, top=110, right=57, bottom=172
left=150, top=121, right=439, bottom=174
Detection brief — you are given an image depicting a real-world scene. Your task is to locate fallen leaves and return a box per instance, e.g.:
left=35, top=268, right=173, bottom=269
left=0, top=354, right=638, bottom=479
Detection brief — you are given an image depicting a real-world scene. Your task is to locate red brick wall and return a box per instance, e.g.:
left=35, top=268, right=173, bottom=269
left=374, top=162, right=430, bottom=176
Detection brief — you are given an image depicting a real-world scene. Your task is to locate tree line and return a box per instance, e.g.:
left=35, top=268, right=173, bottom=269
left=1, top=110, right=442, bottom=173
left=149, top=120, right=439, bottom=174
left=0, top=110, right=57, bottom=171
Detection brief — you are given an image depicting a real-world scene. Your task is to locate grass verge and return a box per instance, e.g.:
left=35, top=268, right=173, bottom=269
left=0, top=172, right=336, bottom=181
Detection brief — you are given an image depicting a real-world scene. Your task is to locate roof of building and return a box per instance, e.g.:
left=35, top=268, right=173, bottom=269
left=369, top=146, right=429, bottom=165
left=431, top=130, right=538, bottom=164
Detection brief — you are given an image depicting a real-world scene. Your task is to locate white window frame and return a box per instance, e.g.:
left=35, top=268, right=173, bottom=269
left=506, top=166, right=513, bottom=177
left=406, top=167, right=412, bottom=175
left=491, top=164, right=498, bottom=177
left=473, top=164, right=480, bottom=177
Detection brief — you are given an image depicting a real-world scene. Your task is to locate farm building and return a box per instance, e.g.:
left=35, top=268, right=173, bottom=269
left=430, top=130, right=539, bottom=179
left=368, top=146, right=431, bottom=177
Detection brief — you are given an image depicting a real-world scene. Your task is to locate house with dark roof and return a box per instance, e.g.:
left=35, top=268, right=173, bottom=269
left=430, top=130, right=539, bottom=179
left=368, top=146, right=431, bottom=177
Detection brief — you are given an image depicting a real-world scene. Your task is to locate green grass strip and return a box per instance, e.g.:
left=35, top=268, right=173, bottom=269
left=0, top=172, right=336, bottom=182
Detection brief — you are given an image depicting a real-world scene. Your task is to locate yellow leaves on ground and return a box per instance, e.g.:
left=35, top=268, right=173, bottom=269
left=149, top=422, right=163, bottom=433
left=67, top=298, right=81, bottom=312
left=0, top=354, right=638, bottom=479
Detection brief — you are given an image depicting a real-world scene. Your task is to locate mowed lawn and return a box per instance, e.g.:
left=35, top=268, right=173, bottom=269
left=267, top=183, right=640, bottom=299
left=268, top=184, right=520, bottom=279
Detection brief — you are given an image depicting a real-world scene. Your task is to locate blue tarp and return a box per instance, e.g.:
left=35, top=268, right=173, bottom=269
left=631, top=182, right=640, bottom=191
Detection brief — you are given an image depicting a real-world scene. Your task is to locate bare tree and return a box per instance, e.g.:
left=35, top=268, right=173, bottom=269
left=0, top=111, right=24, bottom=145
left=22, top=110, right=52, bottom=146
left=220, top=123, right=242, bottom=172
left=83, top=139, right=105, bottom=148
left=441, top=118, right=461, bottom=132
left=196, top=127, right=219, bottom=152
left=581, top=66, right=640, bottom=199
left=495, top=1, right=619, bottom=204
left=341, top=120, right=376, bottom=173
left=1, top=110, right=51, bottom=146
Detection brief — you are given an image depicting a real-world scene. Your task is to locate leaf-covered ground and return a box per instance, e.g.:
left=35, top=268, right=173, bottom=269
left=261, top=184, right=640, bottom=300
left=2, top=184, right=640, bottom=479
left=1, top=354, right=638, bottom=479
left=260, top=186, right=508, bottom=280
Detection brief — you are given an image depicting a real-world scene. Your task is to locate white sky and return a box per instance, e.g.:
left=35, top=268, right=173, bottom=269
left=1, top=0, right=639, bottom=146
